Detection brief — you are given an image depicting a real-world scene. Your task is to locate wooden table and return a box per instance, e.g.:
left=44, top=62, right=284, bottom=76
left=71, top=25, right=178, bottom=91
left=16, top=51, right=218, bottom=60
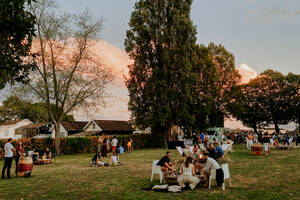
left=36, top=159, right=51, bottom=165
left=166, top=175, right=178, bottom=184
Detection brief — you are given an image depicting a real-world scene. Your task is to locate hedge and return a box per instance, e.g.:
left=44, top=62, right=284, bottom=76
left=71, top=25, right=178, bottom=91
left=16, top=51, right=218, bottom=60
left=0, top=134, right=154, bottom=159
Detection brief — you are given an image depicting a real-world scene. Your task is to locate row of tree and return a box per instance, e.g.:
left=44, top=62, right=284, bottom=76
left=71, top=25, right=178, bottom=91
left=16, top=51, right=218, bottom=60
left=228, top=70, right=300, bottom=134
left=125, top=0, right=299, bottom=145
left=0, top=96, right=74, bottom=123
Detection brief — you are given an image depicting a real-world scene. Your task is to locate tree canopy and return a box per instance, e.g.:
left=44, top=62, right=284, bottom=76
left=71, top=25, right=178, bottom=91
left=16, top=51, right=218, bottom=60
left=0, top=0, right=36, bottom=89
left=125, top=0, right=198, bottom=144
left=0, top=95, right=74, bottom=123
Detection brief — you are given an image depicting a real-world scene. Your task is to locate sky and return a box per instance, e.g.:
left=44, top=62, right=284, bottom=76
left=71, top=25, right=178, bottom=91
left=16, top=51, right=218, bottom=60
left=56, top=0, right=300, bottom=75
left=1, top=0, right=299, bottom=129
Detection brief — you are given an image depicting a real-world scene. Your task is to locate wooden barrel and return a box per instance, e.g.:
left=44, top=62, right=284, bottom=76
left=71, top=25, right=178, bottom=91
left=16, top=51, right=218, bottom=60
left=17, top=157, right=33, bottom=177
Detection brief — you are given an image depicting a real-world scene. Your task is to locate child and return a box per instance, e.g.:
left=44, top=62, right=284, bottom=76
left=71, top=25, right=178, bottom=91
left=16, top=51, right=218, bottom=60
left=127, top=139, right=132, bottom=152
left=110, top=151, right=120, bottom=166
left=118, top=145, right=124, bottom=154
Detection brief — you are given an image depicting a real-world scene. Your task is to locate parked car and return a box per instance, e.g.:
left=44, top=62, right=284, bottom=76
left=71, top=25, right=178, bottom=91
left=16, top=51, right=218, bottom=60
left=206, top=127, right=230, bottom=143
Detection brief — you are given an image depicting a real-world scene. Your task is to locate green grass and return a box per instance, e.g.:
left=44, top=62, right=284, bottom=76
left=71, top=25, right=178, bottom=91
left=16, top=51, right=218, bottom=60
left=1, top=145, right=300, bottom=200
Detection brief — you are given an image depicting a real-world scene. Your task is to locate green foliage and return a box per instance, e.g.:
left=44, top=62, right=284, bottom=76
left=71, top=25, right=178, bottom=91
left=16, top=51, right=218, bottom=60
left=0, top=95, right=74, bottom=122
left=228, top=70, right=300, bottom=133
left=203, top=43, right=240, bottom=127
left=125, top=0, right=198, bottom=143
left=0, top=0, right=36, bottom=89
left=0, top=134, right=153, bottom=157
left=63, top=137, right=93, bottom=154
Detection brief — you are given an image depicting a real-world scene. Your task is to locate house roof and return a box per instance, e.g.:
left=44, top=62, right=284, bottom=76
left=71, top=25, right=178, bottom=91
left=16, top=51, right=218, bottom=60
left=16, top=123, right=48, bottom=130
left=61, top=121, right=88, bottom=131
left=69, top=131, right=99, bottom=137
left=0, top=119, right=23, bottom=126
left=93, top=120, right=133, bottom=132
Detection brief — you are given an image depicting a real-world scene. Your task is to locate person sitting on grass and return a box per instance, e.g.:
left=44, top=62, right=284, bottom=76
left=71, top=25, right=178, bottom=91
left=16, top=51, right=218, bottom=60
left=110, top=151, right=120, bottom=166
left=43, top=147, right=52, bottom=159
left=177, top=156, right=200, bottom=190
left=157, top=151, right=177, bottom=181
left=273, top=138, right=279, bottom=147
left=118, top=145, right=124, bottom=154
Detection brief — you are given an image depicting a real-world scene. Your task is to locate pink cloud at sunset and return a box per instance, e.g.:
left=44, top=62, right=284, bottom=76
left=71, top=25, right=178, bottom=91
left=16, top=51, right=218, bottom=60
left=90, top=40, right=133, bottom=86
left=75, top=40, right=132, bottom=120
left=237, top=63, right=258, bottom=84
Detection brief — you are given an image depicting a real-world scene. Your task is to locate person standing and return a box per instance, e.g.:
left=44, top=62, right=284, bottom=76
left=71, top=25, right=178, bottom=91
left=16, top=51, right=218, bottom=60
left=111, top=136, right=118, bottom=152
left=15, top=140, right=24, bottom=176
left=262, top=133, right=270, bottom=155
left=2, top=138, right=15, bottom=179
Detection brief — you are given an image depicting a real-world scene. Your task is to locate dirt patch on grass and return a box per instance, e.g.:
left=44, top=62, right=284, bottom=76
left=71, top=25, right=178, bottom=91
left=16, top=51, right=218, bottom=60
left=234, top=175, right=258, bottom=186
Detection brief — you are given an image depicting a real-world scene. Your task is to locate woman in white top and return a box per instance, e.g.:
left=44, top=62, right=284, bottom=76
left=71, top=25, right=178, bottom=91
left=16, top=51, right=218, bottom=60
left=177, top=156, right=200, bottom=190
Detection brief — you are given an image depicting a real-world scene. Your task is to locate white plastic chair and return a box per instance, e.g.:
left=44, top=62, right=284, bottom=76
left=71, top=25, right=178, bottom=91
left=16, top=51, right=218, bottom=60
left=208, top=168, right=216, bottom=189
left=150, top=160, right=163, bottom=183
left=222, top=144, right=233, bottom=153
left=199, top=143, right=206, bottom=151
left=221, top=163, right=231, bottom=190
left=209, top=164, right=231, bottom=191
left=176, top=146, right=184, bottom=157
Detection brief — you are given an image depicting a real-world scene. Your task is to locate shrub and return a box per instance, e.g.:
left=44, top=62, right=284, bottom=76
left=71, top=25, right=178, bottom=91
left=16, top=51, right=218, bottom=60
left=0, top=133, right=154, bottom=159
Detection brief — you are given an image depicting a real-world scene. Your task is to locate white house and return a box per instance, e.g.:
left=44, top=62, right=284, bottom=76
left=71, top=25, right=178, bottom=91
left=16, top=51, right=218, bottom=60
left=0, top=119, right=33, bottom=139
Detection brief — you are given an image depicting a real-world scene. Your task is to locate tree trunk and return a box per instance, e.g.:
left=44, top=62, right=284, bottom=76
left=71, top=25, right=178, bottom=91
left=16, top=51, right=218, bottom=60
left=54, top=122, right=61, bottom=155
left=151, top=125, right=167, bottom=147
left=274, top=121, right=280, bottom=134
left=209, top=110, right=224, bottom=127
left=252, top=122, right=257, bottom=133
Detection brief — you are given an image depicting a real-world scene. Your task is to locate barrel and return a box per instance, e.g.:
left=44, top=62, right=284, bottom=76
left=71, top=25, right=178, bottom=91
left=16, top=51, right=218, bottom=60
left=17, top=157, right=33, bottom=177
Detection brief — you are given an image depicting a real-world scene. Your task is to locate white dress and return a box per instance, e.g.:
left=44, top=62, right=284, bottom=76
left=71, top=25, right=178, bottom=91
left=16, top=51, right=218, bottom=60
left=177, top=164, right=200, bottom=189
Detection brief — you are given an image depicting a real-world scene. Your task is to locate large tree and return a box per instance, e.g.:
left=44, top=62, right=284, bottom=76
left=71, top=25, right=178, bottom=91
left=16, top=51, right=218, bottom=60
left=0, top=0, right=36, bottom=89
left=255, top=70, right=292, bottom=133
left=285, top=73, right=300, bottom=129
left=204, top=43, right=241, bottom=127
left=227, top=84, right=269, bottom=132
left=125, top=0, right=197, bottom=145
left=18, top=0, right=112, bottom=154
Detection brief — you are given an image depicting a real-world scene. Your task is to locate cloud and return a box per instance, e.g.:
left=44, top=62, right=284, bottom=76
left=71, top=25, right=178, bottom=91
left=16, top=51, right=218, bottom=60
left=75, top=40, right=132, bottom=121
left=90, top=41, right=133, bottom=87
left=236, top=64, right=258, bottom=84
left=253, top=9, right=300, bottom=21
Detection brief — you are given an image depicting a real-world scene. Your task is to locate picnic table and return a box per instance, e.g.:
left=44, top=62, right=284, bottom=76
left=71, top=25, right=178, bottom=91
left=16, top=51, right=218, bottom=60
left=36, top=158, right=51, bottom=165
left=251, top=144, right=262, bottom=155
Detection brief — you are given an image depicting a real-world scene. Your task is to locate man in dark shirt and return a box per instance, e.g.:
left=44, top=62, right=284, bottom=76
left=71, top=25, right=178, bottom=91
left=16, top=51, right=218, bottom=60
left=157, top=151, right=177, bottom=181
left=207, top=143, right=220, bottom=160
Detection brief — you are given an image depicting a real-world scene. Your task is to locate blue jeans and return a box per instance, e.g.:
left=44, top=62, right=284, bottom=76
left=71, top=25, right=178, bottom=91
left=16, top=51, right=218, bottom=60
left=2, top=157, right=13, bottom=178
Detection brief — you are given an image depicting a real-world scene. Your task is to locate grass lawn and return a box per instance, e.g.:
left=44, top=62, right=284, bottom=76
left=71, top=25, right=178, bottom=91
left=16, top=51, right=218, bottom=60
left=1, top=145, right=300, bottom=200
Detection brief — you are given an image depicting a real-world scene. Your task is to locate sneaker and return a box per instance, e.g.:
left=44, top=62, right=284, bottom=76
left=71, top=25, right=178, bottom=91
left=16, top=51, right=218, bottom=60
left=1, top=176, right=5, bottom=179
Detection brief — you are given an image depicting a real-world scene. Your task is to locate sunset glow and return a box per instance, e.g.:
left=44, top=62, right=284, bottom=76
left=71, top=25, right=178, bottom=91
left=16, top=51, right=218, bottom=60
left=237, top=63, right=258, bottom=84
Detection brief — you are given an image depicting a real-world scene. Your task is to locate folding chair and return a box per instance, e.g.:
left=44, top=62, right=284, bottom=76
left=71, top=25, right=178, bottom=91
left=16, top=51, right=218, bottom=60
left=150, top=160, right=163, bottom=183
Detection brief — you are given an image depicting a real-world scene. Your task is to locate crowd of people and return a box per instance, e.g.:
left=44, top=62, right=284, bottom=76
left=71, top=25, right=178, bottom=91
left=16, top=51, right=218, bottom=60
left=225, top=131, right=300, bottom=146
left=243, top=131, right=300, bottom=155
left=91, top=134, right=134, bottom=167
left=157, top=149, right=224, bottom=190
